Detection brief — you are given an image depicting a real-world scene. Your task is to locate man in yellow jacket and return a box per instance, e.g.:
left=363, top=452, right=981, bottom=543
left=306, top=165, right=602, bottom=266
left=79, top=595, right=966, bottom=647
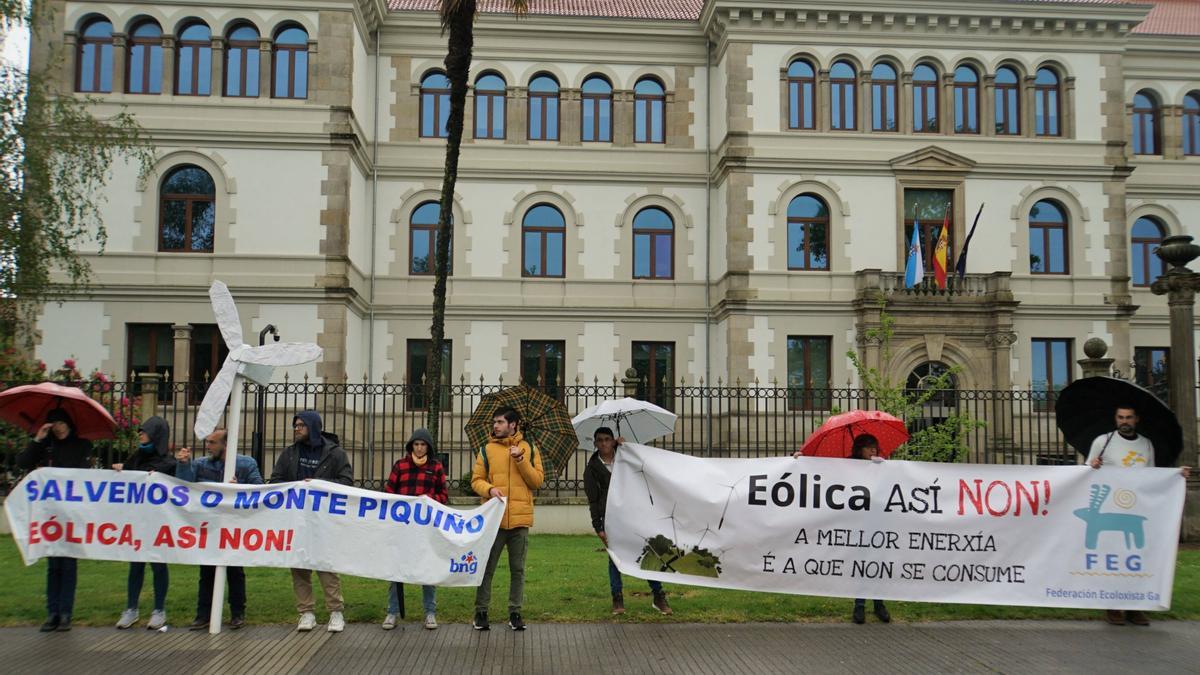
left=471, top=405, right=545, bottom=631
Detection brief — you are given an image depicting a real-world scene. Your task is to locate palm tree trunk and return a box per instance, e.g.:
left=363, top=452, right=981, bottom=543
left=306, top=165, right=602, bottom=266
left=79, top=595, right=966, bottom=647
left=426, top=1, right=475, bottom=444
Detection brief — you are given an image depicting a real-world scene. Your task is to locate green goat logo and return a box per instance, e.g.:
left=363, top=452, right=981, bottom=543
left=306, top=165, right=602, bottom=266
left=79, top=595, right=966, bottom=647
left=1074, top=484, right=1146, bottom=550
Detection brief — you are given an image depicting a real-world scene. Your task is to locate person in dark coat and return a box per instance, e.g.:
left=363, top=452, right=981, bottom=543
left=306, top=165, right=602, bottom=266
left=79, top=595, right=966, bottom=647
left=848, top=434, right=890, bottom=625
left=584, top=426, right=671, bottom=616
left=17, top=408, right=93, bottom=632
left=113, top=415, right=175, bottom=630
left=271, top=410, right=353, bottom=632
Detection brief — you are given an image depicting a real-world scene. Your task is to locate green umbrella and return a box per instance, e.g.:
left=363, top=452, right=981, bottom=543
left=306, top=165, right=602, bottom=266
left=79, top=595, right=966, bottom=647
left=464, top=386, right=578, bottom=477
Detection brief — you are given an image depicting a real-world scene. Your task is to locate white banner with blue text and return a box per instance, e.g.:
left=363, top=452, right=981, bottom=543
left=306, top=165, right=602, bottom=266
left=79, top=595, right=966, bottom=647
left=605, top=444, right=1184, bottom=610
left=5, top=468, right=504, bottom=586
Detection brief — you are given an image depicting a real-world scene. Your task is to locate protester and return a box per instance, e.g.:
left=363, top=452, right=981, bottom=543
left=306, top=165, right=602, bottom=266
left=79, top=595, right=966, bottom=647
left=175, top=428, right=263, bottom=630
left=18, top=408, right=93, bottom=632
left=381, top=428, right=448, bottom=631
left=470, top=406, right=545, bottom=631
left=844, top=434, right=890, bottom=625
left=1087, top=404, right=1191, bottom=627
left=584, top=426, right=672, bottom=615
left=271, top=409, right=353, bottom=632
left=113, top=415, right=176, bottom=630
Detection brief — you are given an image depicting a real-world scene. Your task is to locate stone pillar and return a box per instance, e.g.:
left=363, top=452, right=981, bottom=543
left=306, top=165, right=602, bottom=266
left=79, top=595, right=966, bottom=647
left=61, top=32, right=79, bottom=93
left=986, top=331, right=1018, bottom=456
left=1021, top=74, right=1036, bottom=137
left=258, top=38, right=272, bottom=98
left=817, top=69, right=831, bottom=132
left=981, top=74, right=996, bottom=137
left=1150, top=236, right=1200, bottom=469
left=1077, top=337, right=1115, bottom=378
left=1064, top=76, right=1077, bottom=139
left=210, top=37, right=224, bottom=97
left=940, top=72, right=954, bottom=133
left=561, top=88, right=581, bottom=146
left=613, top=89, right=633, bottom=146
left=507, top=87, right=528, bottom=144
left=621, top=367, right=639, bottom=399
left=112, top=33, right=127, bottom=94
left=899, top=71, right=913, bottom=134
left=161, top=35, right=175, bottom=95
left=138, top=372, right=161, bottom=422
left=172, top=324, right=193, bottom=385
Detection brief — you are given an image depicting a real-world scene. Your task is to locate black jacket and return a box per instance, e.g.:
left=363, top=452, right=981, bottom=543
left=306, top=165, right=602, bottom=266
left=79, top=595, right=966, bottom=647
left=18, top=435, right=93, bottom=470
left=583, top=451, right=616, bottom=533
left=122, top=415, right=176, bottom=474
left=270, top=411, right=353, bottom=485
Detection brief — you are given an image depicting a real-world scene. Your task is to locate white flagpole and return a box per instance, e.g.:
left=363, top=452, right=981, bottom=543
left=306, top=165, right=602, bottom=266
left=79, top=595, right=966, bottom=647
left=209, top=375, right=245, bottom=635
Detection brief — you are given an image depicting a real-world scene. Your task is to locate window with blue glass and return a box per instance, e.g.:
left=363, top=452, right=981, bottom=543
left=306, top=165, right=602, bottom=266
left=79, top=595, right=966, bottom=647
left=1032, top=338, right=1072, bottom=411
left=788, top=59, right=816, bottom=130
left=787, top=194, right=830, bottom=271
left=522, top=204, right=565, bottom=277
left=528, top=74, right=559, bottom=141
left=994, top=66, right=1020, bottom=135
left=159, top=165, right=215, bottom=252
left=473, top=73, right=506, bottom=139
left=581, top=75, right=612, bottom=141
left=830, top=61, right=856, bottom=130
left=272, top=26, right=308, bottom=99
left=634, top=77, right=665, bottom=143
left=870, top=63, right=897, bottom=132
left=1132, top=90, right=1160, bottom=155
left=126, top=20, right=163, bottom=94
left=76, top=18, right=114, bottom=93
left=953, top=65, right=979, bottom=133
left=1131, top=217, right=1165, bottom=287
left=1028, top=200, right=1068, bottom=274
left=224, top=25, right=260, bottom=97
left=632, top=207, right=674, bottom=279
left=420, top=72, right=450, bottom=138
left=175, top=23, right=212, bottom=96
left=1185, top=93, right=1200, bottom=156
left=913, top=63, right=939, bottom=133
left=1034, top=67, right=1060, bottom=137
left=787, top=336, right=831, bottom=411
left=409, top=201, right=451, bottom=276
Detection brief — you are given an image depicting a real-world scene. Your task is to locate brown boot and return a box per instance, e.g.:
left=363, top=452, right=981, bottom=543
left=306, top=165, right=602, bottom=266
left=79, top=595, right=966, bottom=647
left=652, top=590, right=673, bottom=615
left=1126, top=610, right=1150, bottom=626
left=611, top=592, right=625, bottom=615
left=1105, top=610, right=1125, bottom=625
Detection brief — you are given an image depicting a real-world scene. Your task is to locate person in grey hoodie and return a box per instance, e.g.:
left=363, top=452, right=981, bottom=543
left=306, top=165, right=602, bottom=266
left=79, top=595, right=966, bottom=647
left=113, top=415, right=175, bottom=630
left=271, top=410, right=353, bottom=633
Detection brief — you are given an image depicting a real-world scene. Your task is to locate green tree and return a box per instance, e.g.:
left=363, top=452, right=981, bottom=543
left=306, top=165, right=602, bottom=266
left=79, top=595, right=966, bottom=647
left=425, top=1, right=527, bottom=442
left=847, top=307, right=984, bottom=462
left=0, top=3, right=152, bottom=340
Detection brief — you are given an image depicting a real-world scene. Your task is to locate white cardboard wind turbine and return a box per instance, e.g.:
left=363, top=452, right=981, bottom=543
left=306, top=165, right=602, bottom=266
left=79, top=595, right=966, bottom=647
left=193, top=280, right=322, bottom=634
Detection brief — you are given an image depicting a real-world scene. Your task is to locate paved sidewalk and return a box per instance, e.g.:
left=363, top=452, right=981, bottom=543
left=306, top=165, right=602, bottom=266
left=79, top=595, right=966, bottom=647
left=3, top=620, right=1197, bottom=674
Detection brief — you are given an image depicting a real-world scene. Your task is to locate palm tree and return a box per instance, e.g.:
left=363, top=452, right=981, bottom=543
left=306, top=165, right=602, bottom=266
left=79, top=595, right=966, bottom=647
left=425, top=1, right=527, bottom=443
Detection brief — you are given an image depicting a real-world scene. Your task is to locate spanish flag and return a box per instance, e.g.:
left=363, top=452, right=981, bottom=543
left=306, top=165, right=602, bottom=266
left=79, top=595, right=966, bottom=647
left=933, top=215, right=950, bottom=289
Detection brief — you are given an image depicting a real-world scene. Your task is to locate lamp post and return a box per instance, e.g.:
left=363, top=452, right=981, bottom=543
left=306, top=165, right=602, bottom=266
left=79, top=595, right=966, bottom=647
left=250, top=324, right=279, bottom=469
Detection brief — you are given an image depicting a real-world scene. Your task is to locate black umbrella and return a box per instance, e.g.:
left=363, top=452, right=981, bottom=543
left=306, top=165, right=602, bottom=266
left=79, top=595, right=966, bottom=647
left=1054, top=376, right=1183, bottom=467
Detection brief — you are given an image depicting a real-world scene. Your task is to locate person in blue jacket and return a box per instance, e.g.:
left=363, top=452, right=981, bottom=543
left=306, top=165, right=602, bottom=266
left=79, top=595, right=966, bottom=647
left=175, top=428, right=263, bottom=630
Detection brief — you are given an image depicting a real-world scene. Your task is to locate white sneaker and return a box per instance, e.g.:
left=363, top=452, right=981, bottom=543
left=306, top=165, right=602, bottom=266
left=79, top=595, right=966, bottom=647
left=297, top=612, right=317, bottom=632
left=147, top=610, right=167, bottom=630
left=381, top=613, right=397, bottom=630
left=115, top=608, right=139, bottom=629
left=327, top=611, right=345, bottom=633
left=424, top=612, right=438, bottom=630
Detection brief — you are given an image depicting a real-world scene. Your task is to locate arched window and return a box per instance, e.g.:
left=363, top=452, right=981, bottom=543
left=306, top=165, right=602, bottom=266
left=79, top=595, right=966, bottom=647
left=787, top=194, right=830, bottom=271
left=633, top=207, right=674, bottom=279
left=1183, top=92, right=1200, bottom=156
left=528, top=74, right=560, bottom=141
left=224, top=24, right=259, bottom=97
left=787, top=59, right=816, bottom=130
left=581, top=75, right=612, bottom=142
left=634, top=77, right=665, bottom=143
left=913, top=63, right=939, bottom=133
left=906, top=361, right=958, bottom=409
left=870, top=63, right=897, bottom=132
left=1131, top=217, right=1166, bottom=286
left=409, top=201, right=451, bottom=275
left=522, top=205, right=565, bottom=277
left=420, top=71, right=450, bottom=138
left=994, top=66, right=1020, bottom=135
left=473, top=73, right=506, bottom=139
left=159, top=166, right=215, bottom=252
left=1029, top=200, right=1068, bottom=274
left=1133, top=90, right=1161, bottom=155
left=830, top=61, right=857, bottom=130
left=175, top=23, right=212, bottom=96
left=1034, top=67, right=1061, bottom=136
left=126, top=20, right=163, bottom=94
left=953, top=65, right=979, bottom=134
left=77, top=18, right=114, bottom=93
left=272, top=26, right=308, bottom=99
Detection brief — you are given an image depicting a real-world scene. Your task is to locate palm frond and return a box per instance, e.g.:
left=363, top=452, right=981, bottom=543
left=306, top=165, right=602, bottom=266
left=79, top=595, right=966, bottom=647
left=439, top=0, right=529, bottom=30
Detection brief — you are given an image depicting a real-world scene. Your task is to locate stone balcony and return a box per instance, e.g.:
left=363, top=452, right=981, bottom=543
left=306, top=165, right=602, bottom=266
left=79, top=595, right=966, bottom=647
left=855, top=269, right=1016, bottom=304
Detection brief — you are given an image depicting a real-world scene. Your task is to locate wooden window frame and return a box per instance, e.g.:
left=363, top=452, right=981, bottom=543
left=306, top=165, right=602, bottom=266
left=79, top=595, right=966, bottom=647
left=787, top=196, right=831, bottom=271
left=632, top=210, right=675, bottom=280
left=953, top=68, right=979, bottom=134
left=158, top=168, right=215, bottom=253
left=473, top=77, right=506, bottom=140
left=521, top=207, right=566, bottom=278
left=994, top=69, right=1021, bottom=135
left=520, top=340, right=566, bottom=399
left=829, top=66, right=857, bottom=131
left=1184, top=94, right=1200, bottom=156
left=787, top=335, right=833, bottom=411
left=1032, top=338, right=1073, bottom=412
left=420, top=75, right=450, bottom=139
left=126, top=23, right=162, bottom=94
left=271, top=29, right=308, bottom=100
left=871, top=69, right=897, bottom=132
left=788, top=62, right=817, bottom=130
left=1131, top=218, right=1165, bottom=287
left=405, top=339, right=452, bottom=411
left=76, top=21, right=113, bottom=93
left=175, top=24, right=212, bottom=96
left=1029, top=204, right=1069, bottom=275
left=634, top=79, right=666, bottom=144
left=224, top=27, right=259, bottom=98
left=913, top=66, right=939, bottom=133
left=632, top=341, right=675, bottom=411
left=1034, top=71, right=1062, bottom=137
left=581, top=79, right=613, bottom=142
left=528, top=80, right=560, bottom=141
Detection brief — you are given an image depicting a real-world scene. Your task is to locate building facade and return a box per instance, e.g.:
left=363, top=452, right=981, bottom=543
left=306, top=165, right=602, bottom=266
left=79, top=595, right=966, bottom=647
left=29, top=0, right=1200, bottom=411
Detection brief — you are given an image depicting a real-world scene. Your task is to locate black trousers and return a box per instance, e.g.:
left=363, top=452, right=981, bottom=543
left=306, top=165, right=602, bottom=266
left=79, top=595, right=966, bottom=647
left=196, top=565, right=246, bottom=619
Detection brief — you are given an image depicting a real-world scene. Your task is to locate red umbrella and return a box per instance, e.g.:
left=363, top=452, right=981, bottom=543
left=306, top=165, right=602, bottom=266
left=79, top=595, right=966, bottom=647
left=799, top=410, right=909, bottom=458
left=0, top=382, right=118, bottom=440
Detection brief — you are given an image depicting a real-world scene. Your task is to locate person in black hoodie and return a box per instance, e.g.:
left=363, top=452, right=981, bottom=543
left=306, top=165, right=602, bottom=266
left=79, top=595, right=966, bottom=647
left=271, top=409, right=353, bottom=633
left=18, top=408, right=93, bottom=632
left=113, top=415, right=175, bottom=630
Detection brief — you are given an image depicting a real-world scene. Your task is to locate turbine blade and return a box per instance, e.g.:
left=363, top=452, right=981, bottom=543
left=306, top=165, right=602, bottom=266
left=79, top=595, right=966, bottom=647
left=238, top=342, right=323, bottom=367
left=194, top=359, right=239, bottom=439
left=209, top=281, right=244, bottom=349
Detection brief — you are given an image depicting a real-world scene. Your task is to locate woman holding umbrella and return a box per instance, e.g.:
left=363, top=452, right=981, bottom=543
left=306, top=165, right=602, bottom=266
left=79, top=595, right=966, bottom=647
left=17, top=408, right=93, bottom=632
left=845, top=434, right=890, bottom=625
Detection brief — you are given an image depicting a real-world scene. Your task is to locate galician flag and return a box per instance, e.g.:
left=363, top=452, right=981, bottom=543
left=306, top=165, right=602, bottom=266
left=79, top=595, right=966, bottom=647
left=904, top=222, right=923, bottom=288
left=932, top=215, right=950, bottom=289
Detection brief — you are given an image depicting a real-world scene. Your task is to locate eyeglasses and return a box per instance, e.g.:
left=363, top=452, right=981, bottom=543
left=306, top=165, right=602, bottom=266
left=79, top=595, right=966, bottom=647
left=292, top=425, right=306, bottom=430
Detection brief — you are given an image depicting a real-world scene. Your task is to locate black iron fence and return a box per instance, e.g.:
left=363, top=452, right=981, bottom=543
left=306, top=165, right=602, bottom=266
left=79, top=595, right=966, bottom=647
left=1, top=378, right=1094, bottom=497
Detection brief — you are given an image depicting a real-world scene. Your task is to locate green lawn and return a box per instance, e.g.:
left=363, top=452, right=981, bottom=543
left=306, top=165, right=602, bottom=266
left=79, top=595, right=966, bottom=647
left=1, top=535, right=1197, bottom=627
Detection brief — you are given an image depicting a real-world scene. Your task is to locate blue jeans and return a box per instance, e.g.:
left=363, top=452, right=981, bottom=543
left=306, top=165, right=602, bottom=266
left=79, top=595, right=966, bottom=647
left=608, top=558, right=662, bottom=595
left=388, top=582, right=437, bottom=615
left=126, top=562, right=169, bottom=611
left=46, top=557, right=78, bottom=618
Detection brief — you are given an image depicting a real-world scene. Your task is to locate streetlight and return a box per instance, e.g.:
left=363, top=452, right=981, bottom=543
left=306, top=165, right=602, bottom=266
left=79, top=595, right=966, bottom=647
left=250, top=324, right=279, bottom=469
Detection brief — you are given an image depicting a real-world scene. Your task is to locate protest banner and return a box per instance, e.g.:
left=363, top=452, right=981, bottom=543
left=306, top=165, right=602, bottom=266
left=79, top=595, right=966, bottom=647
left=5, top=468, right=504, bottom=586
left=606, top=444, right=1184, bottom=610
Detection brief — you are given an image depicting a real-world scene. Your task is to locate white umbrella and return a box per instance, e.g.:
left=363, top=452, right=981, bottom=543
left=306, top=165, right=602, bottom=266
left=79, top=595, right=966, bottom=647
left=571, top=397, right=677, bottom=451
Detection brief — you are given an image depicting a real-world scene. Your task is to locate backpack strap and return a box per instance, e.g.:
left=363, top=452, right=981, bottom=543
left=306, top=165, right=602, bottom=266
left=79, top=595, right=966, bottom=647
left=478, top=445, right=490, bottom=474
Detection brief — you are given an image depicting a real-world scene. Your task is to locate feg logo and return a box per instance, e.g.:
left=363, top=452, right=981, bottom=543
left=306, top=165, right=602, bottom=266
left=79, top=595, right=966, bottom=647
left=450, top=551, right=478, bottom=575
left=1074, top=484, right=1147, bottom=574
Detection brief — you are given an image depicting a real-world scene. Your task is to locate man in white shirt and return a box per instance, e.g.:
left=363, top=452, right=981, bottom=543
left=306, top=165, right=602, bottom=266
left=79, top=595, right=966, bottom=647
left=1086, top=404, right=1190, bottom=627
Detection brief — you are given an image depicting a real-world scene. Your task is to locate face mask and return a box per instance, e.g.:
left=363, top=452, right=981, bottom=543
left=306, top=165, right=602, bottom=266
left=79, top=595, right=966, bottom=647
left=138, top=441, right=156, bottom=453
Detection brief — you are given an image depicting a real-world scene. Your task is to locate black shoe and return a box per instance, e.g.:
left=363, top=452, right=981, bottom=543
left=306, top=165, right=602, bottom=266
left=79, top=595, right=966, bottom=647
left=229, top=615, right=245, bottom=630
left=56, top=616, right=71, bottom=632
left=472, top=610, right=489, bottom=631
left=508, top=612, right=526, bottom=631
left=873, top=601, right=891, bottom=623
left=39, top=615, right=60, bottom=632
left=188, top=618, right=208, bottom=631
left=852, top=604, right=865, bottom=624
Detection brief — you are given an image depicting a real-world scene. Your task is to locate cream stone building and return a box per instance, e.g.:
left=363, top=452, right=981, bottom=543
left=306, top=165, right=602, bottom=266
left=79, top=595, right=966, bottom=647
left=29, top=0, right=1200, bottom=409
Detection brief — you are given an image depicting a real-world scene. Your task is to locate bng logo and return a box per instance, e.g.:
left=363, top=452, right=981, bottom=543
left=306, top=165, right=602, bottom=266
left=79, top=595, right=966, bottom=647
left=450, top=551, right=478, bottom=575
left=1074, top=484, right=1147, bottom=574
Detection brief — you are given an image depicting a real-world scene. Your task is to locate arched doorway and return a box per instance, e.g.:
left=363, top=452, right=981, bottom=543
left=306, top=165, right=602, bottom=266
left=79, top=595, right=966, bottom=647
left=905, top=361, right=958, bottom=430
